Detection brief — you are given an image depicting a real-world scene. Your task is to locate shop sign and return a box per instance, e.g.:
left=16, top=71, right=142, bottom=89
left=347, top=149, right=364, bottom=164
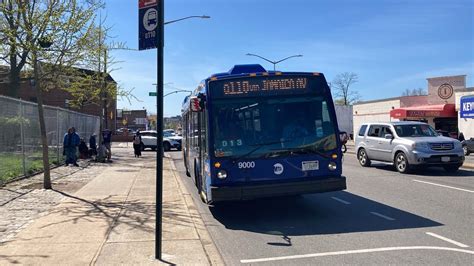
left=460, top=95, right=474, bottom=118
left=407, top=110, right=441, bottom=117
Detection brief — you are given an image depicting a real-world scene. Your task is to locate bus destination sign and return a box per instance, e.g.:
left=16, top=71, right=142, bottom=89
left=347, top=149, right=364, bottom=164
left=210, top=76, right=313, bottom=98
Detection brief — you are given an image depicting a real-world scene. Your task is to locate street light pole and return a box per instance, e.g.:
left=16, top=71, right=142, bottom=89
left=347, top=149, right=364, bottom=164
left=155, top=0, right=164, bottom=260
left=245, top=53, right=303, bottom=71
left=151, top=6, right=210, bottom=260
left=164, top=15, right=210, bottom=25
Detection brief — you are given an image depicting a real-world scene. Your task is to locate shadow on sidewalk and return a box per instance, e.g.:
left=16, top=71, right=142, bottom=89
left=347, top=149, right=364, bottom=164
left=0, top=254, right=49, bottom=264
left=37, top=190, right=197, bottom=237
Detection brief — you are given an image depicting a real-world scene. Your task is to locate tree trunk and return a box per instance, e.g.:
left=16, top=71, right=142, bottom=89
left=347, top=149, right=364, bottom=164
left=33, top=53, right=52, bottom=189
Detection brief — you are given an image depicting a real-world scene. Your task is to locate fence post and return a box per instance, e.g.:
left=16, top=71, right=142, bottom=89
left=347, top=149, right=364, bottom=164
left=19, top=102, right=26, bottom=177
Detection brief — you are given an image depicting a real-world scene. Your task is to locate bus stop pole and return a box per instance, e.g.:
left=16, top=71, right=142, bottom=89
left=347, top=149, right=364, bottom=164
left=156, top=0, right=164, bottom=260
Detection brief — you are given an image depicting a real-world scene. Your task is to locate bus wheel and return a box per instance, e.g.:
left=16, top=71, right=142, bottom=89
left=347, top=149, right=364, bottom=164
left=194, top=162, right=202, bottom=193
left=183, top=151, right=191, bottom=177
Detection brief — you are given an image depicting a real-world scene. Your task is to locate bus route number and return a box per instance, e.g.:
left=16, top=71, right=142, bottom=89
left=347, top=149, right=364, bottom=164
left=222, top=139, right=242, bottom=147
left=238, top=161, right=255, bottom=169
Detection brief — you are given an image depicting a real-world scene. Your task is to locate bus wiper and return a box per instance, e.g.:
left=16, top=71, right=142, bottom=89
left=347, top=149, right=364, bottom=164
left=232, top=140, right=286, bottom=163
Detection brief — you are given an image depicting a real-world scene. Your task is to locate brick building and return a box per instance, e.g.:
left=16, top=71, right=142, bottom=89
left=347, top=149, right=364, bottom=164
left=0, top=66, right=117, bottom=132
left=116, top=109, right=148, bottom=132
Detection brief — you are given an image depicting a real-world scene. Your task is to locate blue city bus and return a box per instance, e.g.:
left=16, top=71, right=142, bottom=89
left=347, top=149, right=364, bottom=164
left=181, top=64, right=346, bottom=203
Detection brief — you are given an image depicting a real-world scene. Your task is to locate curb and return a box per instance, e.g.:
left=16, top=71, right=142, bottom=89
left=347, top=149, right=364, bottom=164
left=344, top=150, right=474, bottom=170
left=167, top=157, right=225, bottom=266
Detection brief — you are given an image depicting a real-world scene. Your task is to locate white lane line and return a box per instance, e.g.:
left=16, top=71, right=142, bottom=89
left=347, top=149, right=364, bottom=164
left=331, top=197, right=351, bottom=205
left=413, top=180, right=474, bottom=193
left=240, top=246, right=474, bottom=264
left=370, top=212, right=395, bottom=221
left=426, top=232, right=470, bottom=248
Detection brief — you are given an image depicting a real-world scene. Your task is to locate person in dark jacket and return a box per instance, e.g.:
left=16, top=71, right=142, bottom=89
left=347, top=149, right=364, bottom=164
left=64, top=127, right=80, bottom=166
left=133, top=131, right=142, bottom=158
left=89, top=133, right=97, bottom=158
left=78, top=138, right=89, bottom=159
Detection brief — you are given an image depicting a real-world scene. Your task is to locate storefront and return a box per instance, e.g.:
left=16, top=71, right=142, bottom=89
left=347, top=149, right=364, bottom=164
left=353, top=75, right=470, bottom=136
left=458, top=93, right=474, bottom=139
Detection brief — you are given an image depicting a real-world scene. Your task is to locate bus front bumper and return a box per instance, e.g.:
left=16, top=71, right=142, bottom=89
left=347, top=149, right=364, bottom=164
left=210, top=177, right=346, bottom=202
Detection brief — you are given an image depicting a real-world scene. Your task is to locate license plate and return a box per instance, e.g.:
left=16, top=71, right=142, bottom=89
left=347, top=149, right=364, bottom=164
left=302, top=161, right=319, bottom=171
left=441, top=156, right=450, bottom=162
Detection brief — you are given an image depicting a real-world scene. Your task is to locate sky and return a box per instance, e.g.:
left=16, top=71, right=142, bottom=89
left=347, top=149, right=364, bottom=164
left=103, top=0, right=474, bottom=117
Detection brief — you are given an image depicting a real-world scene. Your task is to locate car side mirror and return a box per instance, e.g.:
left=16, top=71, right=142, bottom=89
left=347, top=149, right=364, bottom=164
left=385, top=134, right=393, bottom=139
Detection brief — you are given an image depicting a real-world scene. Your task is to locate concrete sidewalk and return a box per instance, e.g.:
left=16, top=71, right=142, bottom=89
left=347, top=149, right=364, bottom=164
left=0, top=148, right=223, bottom=265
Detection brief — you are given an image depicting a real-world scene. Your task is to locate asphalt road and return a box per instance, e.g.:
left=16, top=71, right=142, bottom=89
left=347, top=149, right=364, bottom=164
left=168, top=151, right=474, bottom=265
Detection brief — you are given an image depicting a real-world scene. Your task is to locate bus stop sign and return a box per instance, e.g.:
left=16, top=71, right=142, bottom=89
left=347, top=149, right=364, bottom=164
left=139, top=0, right=159, bottom=50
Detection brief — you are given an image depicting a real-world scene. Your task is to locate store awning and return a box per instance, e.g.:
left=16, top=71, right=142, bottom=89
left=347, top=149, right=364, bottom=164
left=390, top=104, right=456, bottom=119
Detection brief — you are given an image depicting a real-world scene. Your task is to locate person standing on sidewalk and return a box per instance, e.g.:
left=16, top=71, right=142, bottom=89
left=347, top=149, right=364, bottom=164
left=102, top=129, right=112, bottom=161
left=64, top=127, right=80, bottom=166
left=133, top=130, right=142, bottom=158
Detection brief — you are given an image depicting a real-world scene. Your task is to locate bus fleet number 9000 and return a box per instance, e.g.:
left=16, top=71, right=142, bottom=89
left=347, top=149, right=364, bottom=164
left=238, top=161, right=255, bottom=169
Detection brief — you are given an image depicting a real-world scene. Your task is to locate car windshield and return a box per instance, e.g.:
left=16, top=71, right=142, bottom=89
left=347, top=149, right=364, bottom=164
left=212, top=96, right=337, bottom=159
left=394, top=124, right=438, bottom=137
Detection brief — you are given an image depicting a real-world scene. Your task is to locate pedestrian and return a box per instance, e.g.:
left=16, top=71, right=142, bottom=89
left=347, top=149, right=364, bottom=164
left=89, top=133, right=97, bottom=159
left=63, top=127, right=80, bottom=166
left=133, top=130, right=142, bottom=158
left=458, top=132, right=465, bottom=142
left=102, top=129, right=112, bottom=161
left=78, top=138, right=89, bottom=159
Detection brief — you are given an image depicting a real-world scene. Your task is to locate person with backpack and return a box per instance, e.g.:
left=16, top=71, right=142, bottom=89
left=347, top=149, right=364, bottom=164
left=133, top=130, right=142, bottom=158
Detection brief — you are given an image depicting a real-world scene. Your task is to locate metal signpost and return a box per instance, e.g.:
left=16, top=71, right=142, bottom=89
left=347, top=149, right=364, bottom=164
left=139, top=0, right=163, bottom=260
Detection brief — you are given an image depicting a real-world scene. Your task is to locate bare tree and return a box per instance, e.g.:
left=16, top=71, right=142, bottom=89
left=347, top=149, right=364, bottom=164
left=331, top=72, right=361, bottom=106
left=402, top=87, right=427, bottom=96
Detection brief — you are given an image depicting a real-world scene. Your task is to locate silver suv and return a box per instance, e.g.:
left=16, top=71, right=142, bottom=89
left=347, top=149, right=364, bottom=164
left=355, top=122, right=464, bottom=173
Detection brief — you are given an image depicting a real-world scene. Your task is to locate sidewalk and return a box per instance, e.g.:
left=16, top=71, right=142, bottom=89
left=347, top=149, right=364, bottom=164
left=0, top=146, right=223, bottom=265
left=345, top=140, right=474, bottom=169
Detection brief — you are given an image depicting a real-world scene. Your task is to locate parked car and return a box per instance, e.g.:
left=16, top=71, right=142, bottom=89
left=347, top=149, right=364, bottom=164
left=462, top=138, right=474, bottom=156
left=355, top=122, right=464, bottom=173
left=139, top=130, right=181, bottom=151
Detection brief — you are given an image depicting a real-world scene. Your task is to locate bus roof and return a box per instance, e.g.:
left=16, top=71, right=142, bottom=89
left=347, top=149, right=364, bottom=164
left=181, top=64, right=326, bottom=110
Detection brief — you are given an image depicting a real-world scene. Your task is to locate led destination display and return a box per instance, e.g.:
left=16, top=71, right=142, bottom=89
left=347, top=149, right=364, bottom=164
left=210, top=76, right=323, bottom=98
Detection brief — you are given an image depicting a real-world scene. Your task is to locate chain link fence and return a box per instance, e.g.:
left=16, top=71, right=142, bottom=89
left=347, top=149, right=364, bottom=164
left=0, top=95, right=100, bottom=184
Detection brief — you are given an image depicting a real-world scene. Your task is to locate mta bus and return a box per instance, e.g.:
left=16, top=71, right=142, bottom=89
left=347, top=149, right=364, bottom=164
left=181, top=64, right=346, bottom=203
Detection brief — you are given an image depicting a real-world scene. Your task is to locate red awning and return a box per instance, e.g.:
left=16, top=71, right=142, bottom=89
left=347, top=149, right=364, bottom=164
left=390, top=104, right=456, bottom=119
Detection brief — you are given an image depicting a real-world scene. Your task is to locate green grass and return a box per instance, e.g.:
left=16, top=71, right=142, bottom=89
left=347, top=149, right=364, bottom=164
left=0, top=150, right=62, bottom=184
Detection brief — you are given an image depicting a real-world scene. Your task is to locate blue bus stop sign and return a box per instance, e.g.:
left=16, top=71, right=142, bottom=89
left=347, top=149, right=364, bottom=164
left=139, top=0, right=159, bottom=50
left=460, top=95, right=474, bottom=118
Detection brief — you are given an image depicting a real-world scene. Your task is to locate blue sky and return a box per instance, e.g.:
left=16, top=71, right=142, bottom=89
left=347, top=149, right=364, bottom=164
left=104, top=0, right=474, bottom=116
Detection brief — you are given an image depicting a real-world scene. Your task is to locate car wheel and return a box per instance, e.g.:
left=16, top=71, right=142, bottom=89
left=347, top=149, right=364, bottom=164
left=358, top=148, right=371, bottom=167
left=163, top=141, right=171, bottom=151
left=395, top=152, right=411, bottom=173
left=443, top=164, right=460, bottom=173
left=463, top=145, right=470, bottom=156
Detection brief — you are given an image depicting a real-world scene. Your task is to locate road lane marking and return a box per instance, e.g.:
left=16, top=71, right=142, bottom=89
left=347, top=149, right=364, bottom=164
left=331, top=197, right=351, bottom=204
left=370, top=212, right=395, bottom=221
left=413, top=180, right=474, bottom=193
left=240, top=246, right=474, bottom=263
left=426, top=232, right=469, bottom=248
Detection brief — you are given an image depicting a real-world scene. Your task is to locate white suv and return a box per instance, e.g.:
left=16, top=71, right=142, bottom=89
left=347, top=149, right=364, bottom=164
left=355, top=122, right=464, bottom=173
left=140, top=130, right=182, bottom=151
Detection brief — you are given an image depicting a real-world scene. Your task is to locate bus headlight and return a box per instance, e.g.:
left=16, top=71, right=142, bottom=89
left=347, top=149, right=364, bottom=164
left=217, top=170, right=227, bottom=179
left=328, top=162, right=337, bottom=171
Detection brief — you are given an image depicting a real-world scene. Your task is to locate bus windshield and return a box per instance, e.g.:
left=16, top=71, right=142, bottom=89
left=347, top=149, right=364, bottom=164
left=212, top=96, right=338, bottom=159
